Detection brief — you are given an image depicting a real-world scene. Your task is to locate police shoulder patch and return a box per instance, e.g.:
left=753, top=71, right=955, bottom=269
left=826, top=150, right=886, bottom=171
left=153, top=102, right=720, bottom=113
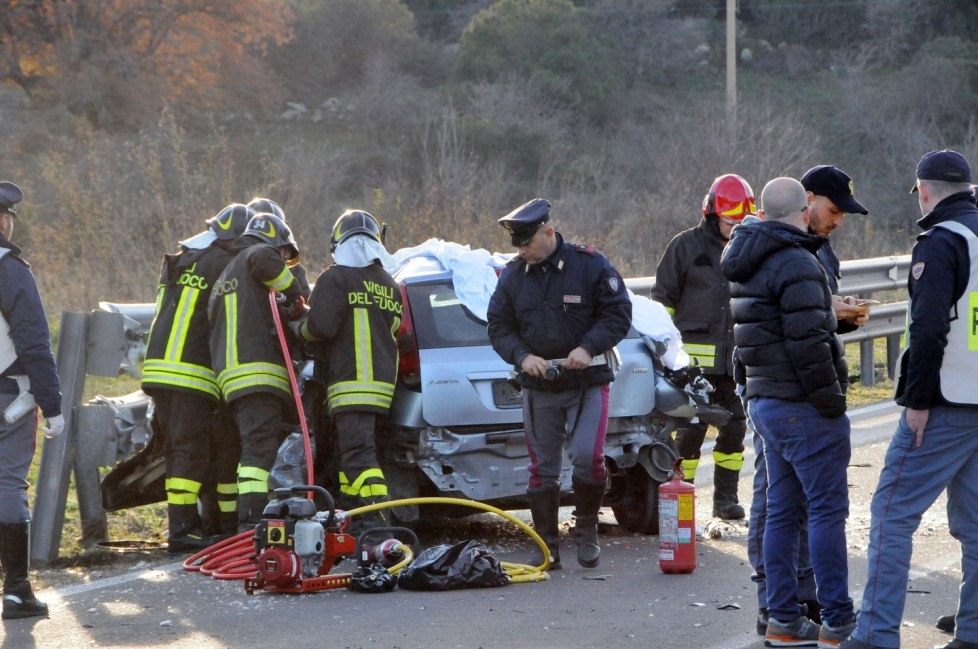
left=574, top=243, right=597, bottom=256
left=912, top=261, right=925, bottom=280
left=608, top=276, right=620, bottom=293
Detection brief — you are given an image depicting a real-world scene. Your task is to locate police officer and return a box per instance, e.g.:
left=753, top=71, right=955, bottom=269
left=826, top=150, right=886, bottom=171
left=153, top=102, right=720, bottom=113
left=207, top=213, right=306, bottom=531
left=295, top=210, right=401, bottom=534
left=0, top=182, right=63, bottom=619
left=844, top=150, right=978, bottom=649
left=652, top=174, right=754, bottom=520
left=487, top=199, right=632, bottom=569
left=142, top=204, right=253, bottom=551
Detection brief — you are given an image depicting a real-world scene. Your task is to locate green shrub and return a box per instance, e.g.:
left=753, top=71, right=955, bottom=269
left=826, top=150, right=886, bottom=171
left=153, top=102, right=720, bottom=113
left=458, top=0, right=625, bottom=124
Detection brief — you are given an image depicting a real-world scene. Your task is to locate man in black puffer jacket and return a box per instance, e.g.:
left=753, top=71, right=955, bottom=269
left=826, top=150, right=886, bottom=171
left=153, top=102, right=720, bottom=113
left=721, top=177, right=855, bottom=647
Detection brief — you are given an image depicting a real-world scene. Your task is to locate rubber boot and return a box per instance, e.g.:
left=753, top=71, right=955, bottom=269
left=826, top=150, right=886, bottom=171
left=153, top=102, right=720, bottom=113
left=572, top=477, right=605, bottom=569
left=712, top=465, right=745, bottom=520
left=526, top=485, right=561, bottom=570
left=0, top=522, right=48, bottom=619
left=237, top=492, right=270, bottom=534
left=166, top=504, right=211, bottom=555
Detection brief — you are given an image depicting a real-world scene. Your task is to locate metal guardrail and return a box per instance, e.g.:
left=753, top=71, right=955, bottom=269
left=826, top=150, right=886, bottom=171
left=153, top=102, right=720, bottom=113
left=625, top=255, right=913, bottom=387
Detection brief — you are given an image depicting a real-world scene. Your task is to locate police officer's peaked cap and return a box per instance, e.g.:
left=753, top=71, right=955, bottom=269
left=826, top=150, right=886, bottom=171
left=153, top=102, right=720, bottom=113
left=0, top=182, right=24, bottom=216
left=498, top=198, right=552, bottom=246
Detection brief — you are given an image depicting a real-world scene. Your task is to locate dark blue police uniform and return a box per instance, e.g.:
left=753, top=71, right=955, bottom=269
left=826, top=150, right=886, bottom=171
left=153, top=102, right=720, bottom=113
left=487, top=198, right=631, bottom=569
left=0, top=181, right=61, bottom=619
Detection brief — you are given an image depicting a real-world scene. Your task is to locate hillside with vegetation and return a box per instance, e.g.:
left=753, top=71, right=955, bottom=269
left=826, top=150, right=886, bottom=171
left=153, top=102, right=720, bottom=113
left=2, top=0, right=976, bottom=313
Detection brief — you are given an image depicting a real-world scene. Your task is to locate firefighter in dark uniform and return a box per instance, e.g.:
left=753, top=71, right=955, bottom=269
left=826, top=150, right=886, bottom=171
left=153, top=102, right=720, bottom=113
left=652, top=174, right=754, bottom=520
left=295, top=210, right=401, bottom=533
left=246, top=197, right=312, bottom=297
left=0, top=182, right=63, bottom=619
left=488, top=199, right=632, bottom=569
left=208, top=213, right=306, bottom=530
left=142, top=204, right=254, bottom=551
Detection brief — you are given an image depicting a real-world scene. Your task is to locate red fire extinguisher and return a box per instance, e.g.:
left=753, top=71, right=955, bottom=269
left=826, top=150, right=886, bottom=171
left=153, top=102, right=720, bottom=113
left=659, top=458, right=696, bottom=574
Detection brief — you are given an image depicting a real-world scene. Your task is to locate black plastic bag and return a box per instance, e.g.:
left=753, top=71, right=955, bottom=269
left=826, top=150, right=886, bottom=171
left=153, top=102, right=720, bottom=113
left=397, top=540, right=509, bottom=591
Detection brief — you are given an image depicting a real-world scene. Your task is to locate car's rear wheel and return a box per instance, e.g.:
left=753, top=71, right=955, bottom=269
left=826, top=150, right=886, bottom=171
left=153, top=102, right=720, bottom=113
left=611, top=466, right=660, bottom=535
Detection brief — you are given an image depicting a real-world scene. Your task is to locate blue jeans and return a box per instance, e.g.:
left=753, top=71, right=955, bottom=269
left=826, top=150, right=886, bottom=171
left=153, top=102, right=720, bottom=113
left=747, top=428, right=816, bottom=610
left=854, top=406, right=978, bottom=649
left=748, top=397, right=854, bottom=627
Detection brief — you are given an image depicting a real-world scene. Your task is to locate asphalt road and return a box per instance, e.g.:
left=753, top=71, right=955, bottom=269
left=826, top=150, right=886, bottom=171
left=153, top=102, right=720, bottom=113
left=0, top=401, right=964, bottom=649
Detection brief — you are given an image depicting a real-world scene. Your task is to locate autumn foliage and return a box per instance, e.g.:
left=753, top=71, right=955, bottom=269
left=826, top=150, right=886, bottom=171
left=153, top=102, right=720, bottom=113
left=0, top=0, right=293, bottom=126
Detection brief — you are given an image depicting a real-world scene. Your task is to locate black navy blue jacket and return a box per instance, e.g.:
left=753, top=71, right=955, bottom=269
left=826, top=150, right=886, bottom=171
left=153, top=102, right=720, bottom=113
left=487, top=233, right=632, bottom=392
left=896, top=191, right=978, bottom=410
left=721, top=219, right=848, bottom=419
left=0, top=235, right=61, bottom=417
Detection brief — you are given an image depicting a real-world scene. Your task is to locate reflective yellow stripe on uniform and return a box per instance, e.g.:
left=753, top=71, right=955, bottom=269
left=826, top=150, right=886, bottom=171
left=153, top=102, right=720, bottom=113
left=663, top=305, right=675, bottom=316
left=237, top=465, right=270, bottom=494
left=339, top=468, right=388, bottom=498
left=142, top=359, right=219, bottom=398
left=165, top=286, right=198, bottom=363
left=224, top=292, right=238, bottom=370
left=354, top=307, right=373, bottom=382
left=218, top=362, right=291, bottom=398
left=217, top=481, right=239, bottom=513
left=713, top=450, right=744, bottom=472
left=681, top=458, right=699, bottom=481
left=165, top=477, right=202, bottom=505
left=326, top=380, right=394, bottom=411
left=263, top=266, right=295, bottom=293
left=683, top=343, right=716, bottom=368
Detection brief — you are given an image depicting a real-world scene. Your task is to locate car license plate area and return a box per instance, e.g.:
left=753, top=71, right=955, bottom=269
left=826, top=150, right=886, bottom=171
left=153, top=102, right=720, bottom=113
left=491, top=379, right=522, bottom=409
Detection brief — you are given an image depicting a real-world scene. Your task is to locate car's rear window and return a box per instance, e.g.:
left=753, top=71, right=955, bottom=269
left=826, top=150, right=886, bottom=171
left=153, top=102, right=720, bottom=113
left=406, top=281, right=491, bottom=349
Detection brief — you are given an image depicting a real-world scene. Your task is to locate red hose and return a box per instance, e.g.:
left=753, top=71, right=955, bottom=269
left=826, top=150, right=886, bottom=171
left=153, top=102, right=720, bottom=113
left=268, top=290, right=315, bottom=487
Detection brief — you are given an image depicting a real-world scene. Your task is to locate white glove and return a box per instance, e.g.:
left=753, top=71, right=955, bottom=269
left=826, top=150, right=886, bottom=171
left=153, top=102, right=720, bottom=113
left=43, top=414, right=65, bottom=439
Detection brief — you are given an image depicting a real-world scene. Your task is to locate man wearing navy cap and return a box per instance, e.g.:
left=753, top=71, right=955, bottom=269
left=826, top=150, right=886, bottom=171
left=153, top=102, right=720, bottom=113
left=488, top=199, right=631, bottom=569
left=842, top=150, right=978, bottom=649
left=0, top=182, right=63, bottom=619
left=801, top=165, right=872, bottom=332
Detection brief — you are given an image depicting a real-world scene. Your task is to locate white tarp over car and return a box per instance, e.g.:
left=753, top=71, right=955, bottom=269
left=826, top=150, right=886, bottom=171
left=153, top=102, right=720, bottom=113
left=388, top=238, right=688, bottom=369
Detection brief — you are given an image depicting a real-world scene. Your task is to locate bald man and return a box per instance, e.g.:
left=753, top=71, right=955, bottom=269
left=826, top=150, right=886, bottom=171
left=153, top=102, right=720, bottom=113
left=721, top=178, right=855, bottom=647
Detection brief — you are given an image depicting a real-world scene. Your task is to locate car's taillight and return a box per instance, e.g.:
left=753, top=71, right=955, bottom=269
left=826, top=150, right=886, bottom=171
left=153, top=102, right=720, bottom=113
left=396, top=284, right=421, bottom=388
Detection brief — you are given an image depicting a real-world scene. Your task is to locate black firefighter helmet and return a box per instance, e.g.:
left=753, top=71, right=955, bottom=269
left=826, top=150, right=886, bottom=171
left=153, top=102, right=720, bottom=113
left=241, top=213, right=299, bottom=261
left=329, top=209, right=386, bottom=253
left=206, top=203, right=256, bottom=241
left=246, top=197, right=285, bottom=220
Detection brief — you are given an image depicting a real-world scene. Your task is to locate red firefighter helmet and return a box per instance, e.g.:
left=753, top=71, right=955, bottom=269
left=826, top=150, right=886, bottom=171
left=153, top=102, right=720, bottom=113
left=702, top=174, right=756, bottom=221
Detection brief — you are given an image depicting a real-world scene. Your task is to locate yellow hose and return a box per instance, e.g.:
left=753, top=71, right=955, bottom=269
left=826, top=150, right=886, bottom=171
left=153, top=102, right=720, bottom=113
left=345, top=496, right=551, bottom=583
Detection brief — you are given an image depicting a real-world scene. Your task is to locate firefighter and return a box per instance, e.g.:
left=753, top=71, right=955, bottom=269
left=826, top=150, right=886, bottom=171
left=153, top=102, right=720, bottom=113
left=143, top=204, right=255, bottom=551
left=651, top=174, right=754, bottom=520
left=208, top=213, right=306, bottom=531
left=294, top=210, right=401, bottom=533
left=246, top=197, right=311, bottom=297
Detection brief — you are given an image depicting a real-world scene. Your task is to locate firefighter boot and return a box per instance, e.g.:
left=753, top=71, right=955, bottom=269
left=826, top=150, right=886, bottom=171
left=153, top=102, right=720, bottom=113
left=237, top=492, right=270, bottom=533
left=166, top=504, right=211, bottom=554
left=526, top=485, right=561, bottom=570
left=572, top=477, right=605, bottom=569
left=712, top=465, right=745, bottom=520
left=0, top=522, right=48, bottom=619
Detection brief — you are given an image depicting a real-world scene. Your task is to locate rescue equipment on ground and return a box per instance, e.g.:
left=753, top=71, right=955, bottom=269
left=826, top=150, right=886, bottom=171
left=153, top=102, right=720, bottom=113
left=183, top=494, right=553, bottom=595
left=658, top=459, right=697, bottom=574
